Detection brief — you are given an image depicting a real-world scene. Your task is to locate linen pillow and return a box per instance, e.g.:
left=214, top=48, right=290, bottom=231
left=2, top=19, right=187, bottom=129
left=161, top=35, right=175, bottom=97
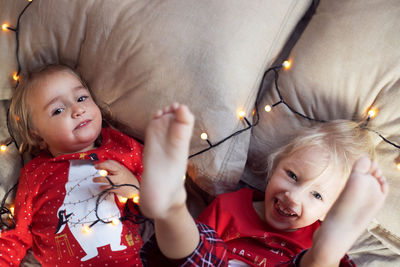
left=0, top=0, right=313, bottom=195
left=244, top=0, right=400, bottom=255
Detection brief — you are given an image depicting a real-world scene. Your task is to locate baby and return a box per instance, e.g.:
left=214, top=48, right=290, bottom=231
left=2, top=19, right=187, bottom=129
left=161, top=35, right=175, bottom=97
left=1, top=65, right=144, bottom=266
left=139, top=103, right=388, bottom=267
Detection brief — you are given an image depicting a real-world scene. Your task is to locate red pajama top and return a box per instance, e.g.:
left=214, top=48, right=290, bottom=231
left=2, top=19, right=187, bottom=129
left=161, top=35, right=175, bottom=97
left=0, top=127, right=144, bottom=267
left=198, top=188, right=320, bottom=266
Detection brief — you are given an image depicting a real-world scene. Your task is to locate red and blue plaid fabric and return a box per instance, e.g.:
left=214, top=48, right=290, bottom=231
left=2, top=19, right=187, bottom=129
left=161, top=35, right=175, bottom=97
left=140, top=222, right=228, bottom=267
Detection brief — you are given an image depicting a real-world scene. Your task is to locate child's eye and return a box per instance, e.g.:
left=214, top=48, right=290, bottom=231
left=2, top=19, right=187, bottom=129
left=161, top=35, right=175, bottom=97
left=52, top=108, right=64, bottom=116
left=312, top=191, right=323, bottom=201
left=77, top=96, right=88, bottom=102
left=286, top=170, right=297, bottom=181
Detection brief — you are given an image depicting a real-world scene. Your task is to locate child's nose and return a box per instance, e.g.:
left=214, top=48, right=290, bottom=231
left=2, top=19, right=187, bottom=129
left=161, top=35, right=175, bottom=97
left=72, top=106, right=85, bottom=118
left=284, top=190, right=302, bottom=205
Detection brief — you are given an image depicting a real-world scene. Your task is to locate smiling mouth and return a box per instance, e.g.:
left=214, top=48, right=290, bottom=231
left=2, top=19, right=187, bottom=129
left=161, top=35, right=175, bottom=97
left=274, top=198, right=298, bottom=217
left=75, top=120, right=90, bottom=129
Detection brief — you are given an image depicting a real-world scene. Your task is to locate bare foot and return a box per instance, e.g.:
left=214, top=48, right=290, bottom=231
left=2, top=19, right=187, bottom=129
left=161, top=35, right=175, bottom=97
left=308, top=156, right=389, bottom=265
left=139, top=103, right=194, bottom=219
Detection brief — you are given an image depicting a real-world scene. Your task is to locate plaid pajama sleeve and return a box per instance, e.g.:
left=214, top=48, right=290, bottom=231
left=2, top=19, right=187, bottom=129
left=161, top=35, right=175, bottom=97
left=289, top=250, right=356, bottom=267
left=140, top=222, right=228, bottom=267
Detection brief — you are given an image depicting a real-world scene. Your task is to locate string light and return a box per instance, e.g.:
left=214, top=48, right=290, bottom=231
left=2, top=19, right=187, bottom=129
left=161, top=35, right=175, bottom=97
left=0, top=144, right=7, bottom=152
left=118, top=196, right=128, bottom=203
left=282, top=60, right=292, bottom=70
left=238, top=110, right=246, bottom=119
left=81, top=224, right=91, bottom=234
left=111, top=218, right=120, bottom=226
left=367, top=108, right=378, bottom=119
left=1, top=23, right=10, bottom=31
left=132, top=194, right=140, bottom=204
left=9, top=206, right=14, bottom=219
left=12, top=72, right=19, bottom=81
left=1, top=0, right=400, bottom=233
left=237, top=110, right=251, bottom=127
left=98, top=169, right=108, bottom=177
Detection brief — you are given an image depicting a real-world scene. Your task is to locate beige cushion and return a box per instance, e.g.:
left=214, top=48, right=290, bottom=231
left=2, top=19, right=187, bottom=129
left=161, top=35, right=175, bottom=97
left=244, top=0, right=400, bottom=254
left=0, top=0, right=312, bottom=195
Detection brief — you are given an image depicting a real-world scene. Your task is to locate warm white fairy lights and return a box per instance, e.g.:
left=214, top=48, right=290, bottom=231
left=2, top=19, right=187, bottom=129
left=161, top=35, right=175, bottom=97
left=282, top=60, right=292, bottom=70
left=0, top=145, right=7, bottom=152
left=132, top=194, right=140, bottom=204
left=98, top=169, right=108, bottom=177
left=1, top=23, right=10, bottom=31
left=1, top=0, right=400, bottom=232
left=81, top=224, right=91, bottom=234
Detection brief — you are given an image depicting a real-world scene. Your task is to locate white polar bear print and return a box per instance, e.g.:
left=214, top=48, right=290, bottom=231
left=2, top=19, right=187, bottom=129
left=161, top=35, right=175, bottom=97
left=55, top=160, right=126, bottom=261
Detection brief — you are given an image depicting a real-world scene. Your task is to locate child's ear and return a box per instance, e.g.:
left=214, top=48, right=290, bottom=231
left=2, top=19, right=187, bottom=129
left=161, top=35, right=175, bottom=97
left=38, top=140, right=48, bottom=150
left=29, top=130, right=47, bottom=150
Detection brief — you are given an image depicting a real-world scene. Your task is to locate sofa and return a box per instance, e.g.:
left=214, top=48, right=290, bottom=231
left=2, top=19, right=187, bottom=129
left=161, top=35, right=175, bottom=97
left=0, top=0, right=399, bottom=265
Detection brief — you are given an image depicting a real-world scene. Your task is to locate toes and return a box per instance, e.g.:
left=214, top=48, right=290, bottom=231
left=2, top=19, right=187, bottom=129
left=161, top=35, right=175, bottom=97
left=154, top=109, right=163, bottom=118
left=377, top=176, right=390, bottom=195
left=171, top=102, right=179, bottom=110
left=352, top=156, right=372, bottom=174
left=175, top=105, right=194, bottom=125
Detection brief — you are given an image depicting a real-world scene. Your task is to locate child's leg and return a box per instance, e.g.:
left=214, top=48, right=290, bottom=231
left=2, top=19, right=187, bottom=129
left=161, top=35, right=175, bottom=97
left=301, top=156, right=389, bottom=267
left=139, top=103, right=200, bottom=259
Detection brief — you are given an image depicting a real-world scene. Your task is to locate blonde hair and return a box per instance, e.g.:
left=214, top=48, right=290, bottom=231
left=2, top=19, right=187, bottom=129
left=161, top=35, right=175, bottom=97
left=8, top=64, right=111, bottom=155
left=266, top=120, right=376, bottom=182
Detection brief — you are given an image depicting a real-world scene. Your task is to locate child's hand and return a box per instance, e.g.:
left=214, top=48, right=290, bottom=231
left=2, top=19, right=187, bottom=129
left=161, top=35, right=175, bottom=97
left=93, top=160, right=140, bottom=199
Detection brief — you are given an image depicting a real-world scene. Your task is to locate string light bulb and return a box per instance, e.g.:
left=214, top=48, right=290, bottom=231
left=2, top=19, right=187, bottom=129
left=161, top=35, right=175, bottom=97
left=367, top=108, right=378, bottom=119
left=264, top=105, right=272, bottom=112
left=98, top=169, right=108, bottom=177
left=200, top=133, right=208, bottom=140
left=282, top=60, right=292, bottom=70
left=111, top=218, right=120, bottom=226
left=132, top=194, right=140, bottom=204
left=118, top=196, right=128, bottom=204
left=396, top=162, right=400, bottom=171
left=81, top=224, right=91, bottom=234
left=1, top=23, right=9, bottom=31
left=238, top=110, right=246, bottom=119
left=9, top=206, right=14, bottom=218
left=12, top=73, right=19, bottom=81
left=0, top=144, right=7, bottom=152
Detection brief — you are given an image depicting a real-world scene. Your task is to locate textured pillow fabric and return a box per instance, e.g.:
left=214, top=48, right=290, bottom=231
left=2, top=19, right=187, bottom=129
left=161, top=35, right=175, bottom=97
left=0, top=0, right=312, bottom=195
left=244, top=0, right=400, bottom=255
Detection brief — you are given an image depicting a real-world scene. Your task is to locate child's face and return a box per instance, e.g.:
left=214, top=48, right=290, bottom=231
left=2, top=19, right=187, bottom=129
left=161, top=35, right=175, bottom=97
left=28, top=70, right=102, bottom=157
left=264, top=146, right=346, bottom=231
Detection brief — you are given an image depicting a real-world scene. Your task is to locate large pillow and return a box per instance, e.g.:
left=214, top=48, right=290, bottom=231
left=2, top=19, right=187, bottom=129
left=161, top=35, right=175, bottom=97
left=0, top=0, right=313, bottom=195
left=243, top=0, right=400, bottom=259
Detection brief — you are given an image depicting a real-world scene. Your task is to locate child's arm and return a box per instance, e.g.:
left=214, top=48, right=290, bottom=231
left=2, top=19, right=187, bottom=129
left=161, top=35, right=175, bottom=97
left=299, top=157, right=389, bottom=267
left=0, top=170, right=33, bottom=265
left=93, top=159, right=140, bottom=198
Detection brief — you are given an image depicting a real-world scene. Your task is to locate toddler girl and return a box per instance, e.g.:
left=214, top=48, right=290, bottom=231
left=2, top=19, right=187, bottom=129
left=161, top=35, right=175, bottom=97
left=1, top=65, right=144, bottom=266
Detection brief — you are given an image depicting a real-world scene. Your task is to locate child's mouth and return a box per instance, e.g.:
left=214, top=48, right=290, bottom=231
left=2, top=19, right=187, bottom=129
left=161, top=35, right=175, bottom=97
left=75, top=120, right=90, bottom=129
left=274, top=198, right=298, bottom=217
